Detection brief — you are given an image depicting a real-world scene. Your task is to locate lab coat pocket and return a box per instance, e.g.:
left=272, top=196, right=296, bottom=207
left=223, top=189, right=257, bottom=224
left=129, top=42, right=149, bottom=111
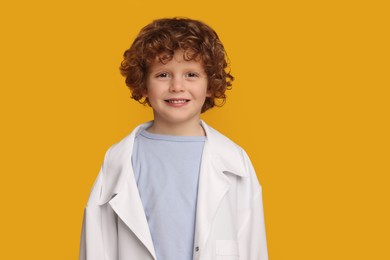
left=216, top=240, right=239, bottom=260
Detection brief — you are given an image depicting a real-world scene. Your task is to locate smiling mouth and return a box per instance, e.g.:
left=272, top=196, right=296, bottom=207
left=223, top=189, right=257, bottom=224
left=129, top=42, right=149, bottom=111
left=164, top=99, right=190, bottom=104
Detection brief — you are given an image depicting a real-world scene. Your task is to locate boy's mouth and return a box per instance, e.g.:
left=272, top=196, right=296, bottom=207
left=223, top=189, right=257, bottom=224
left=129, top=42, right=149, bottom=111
left=164, top=99, right=190, bottom=104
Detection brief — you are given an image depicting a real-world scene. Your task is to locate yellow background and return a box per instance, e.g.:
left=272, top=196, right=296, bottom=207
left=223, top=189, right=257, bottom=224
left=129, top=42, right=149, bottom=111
left=1, top=0, right=389, bottom=259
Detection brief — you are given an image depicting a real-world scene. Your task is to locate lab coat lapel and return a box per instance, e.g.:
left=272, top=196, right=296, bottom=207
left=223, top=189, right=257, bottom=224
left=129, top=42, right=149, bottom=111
left=195, top=121, right=248, bottom=254
left=108, top=168, right=156, bottom=259
left=195, top=141, right=231, bottom=253
left=99, top=122, right=156, bottom=259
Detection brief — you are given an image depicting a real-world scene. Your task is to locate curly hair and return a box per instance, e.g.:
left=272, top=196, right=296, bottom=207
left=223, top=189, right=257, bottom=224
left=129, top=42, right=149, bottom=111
left=119, top=17, right=234, bottom=113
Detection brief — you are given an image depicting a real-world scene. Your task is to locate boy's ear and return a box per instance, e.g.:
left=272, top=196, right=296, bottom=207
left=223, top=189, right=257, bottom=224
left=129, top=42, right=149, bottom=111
left=142, top=88, right=148, bottom=97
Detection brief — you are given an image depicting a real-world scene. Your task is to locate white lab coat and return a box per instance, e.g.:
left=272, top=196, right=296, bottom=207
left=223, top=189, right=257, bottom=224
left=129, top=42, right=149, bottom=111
left=80, top=121, right=268, bottom=260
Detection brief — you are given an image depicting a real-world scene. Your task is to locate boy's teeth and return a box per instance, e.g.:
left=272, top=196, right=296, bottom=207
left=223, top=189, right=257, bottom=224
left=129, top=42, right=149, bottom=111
left=167, top=99, right=187, bottom=104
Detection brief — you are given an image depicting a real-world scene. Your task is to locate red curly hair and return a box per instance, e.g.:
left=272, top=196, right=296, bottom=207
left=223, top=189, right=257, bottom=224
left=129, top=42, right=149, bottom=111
left=120, top=17, right=234, bottom=113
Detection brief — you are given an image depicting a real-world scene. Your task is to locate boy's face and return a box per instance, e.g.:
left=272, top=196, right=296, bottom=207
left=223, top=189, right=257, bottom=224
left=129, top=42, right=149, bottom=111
left=145, top=50, right=209, bottom=128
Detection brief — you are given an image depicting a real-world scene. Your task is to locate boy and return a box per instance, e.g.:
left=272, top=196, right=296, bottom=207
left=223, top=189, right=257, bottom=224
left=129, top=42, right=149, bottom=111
left=80, top=17, right=268, bottom=260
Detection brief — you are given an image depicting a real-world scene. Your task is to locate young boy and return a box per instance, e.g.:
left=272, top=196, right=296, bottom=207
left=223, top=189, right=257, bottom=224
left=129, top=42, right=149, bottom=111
left=80, top=17, right=268, bottom=260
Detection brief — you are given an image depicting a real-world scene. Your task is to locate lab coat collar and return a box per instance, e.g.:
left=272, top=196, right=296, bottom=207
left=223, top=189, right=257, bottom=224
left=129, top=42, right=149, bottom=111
left=200, top=120, right=248, bottom=178
left=98, top=120, right=247, bottom=205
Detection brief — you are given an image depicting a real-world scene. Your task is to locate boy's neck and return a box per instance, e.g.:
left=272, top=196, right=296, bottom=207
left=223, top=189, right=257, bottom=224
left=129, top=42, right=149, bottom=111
left=147, top=120, right=206, bottom=136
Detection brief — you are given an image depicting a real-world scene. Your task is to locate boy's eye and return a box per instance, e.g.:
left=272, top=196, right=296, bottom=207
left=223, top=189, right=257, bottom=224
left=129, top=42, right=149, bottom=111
left=186, top=72, right=198, bottom=78
left=156, top=72, right=169, bottom=78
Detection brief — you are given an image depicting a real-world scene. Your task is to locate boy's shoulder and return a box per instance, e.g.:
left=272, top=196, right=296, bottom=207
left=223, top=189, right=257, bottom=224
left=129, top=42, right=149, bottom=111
left=202, top=121, right=243, bottom=150
left=107, top=121, right=153, bottom=158
left=200, top=121, right=251, bottom=178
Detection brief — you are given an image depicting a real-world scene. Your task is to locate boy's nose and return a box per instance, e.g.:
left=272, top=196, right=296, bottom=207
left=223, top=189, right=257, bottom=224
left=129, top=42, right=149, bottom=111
left=169, top=77, right=185, bottom=92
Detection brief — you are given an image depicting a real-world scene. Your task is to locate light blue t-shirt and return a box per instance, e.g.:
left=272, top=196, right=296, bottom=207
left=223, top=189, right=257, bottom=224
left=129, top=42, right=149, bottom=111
left=132, top=129, right=206, bottom=260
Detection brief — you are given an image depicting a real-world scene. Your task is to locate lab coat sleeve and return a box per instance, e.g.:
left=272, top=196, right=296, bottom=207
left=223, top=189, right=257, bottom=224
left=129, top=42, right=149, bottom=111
left=238, top=152, right=269, bottom=260
left=79, top=169, right=106, bottom=260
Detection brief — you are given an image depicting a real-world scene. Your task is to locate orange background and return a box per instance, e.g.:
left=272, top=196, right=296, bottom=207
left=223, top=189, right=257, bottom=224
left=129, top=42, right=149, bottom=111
left=1, top=0, right=389, bottom=259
